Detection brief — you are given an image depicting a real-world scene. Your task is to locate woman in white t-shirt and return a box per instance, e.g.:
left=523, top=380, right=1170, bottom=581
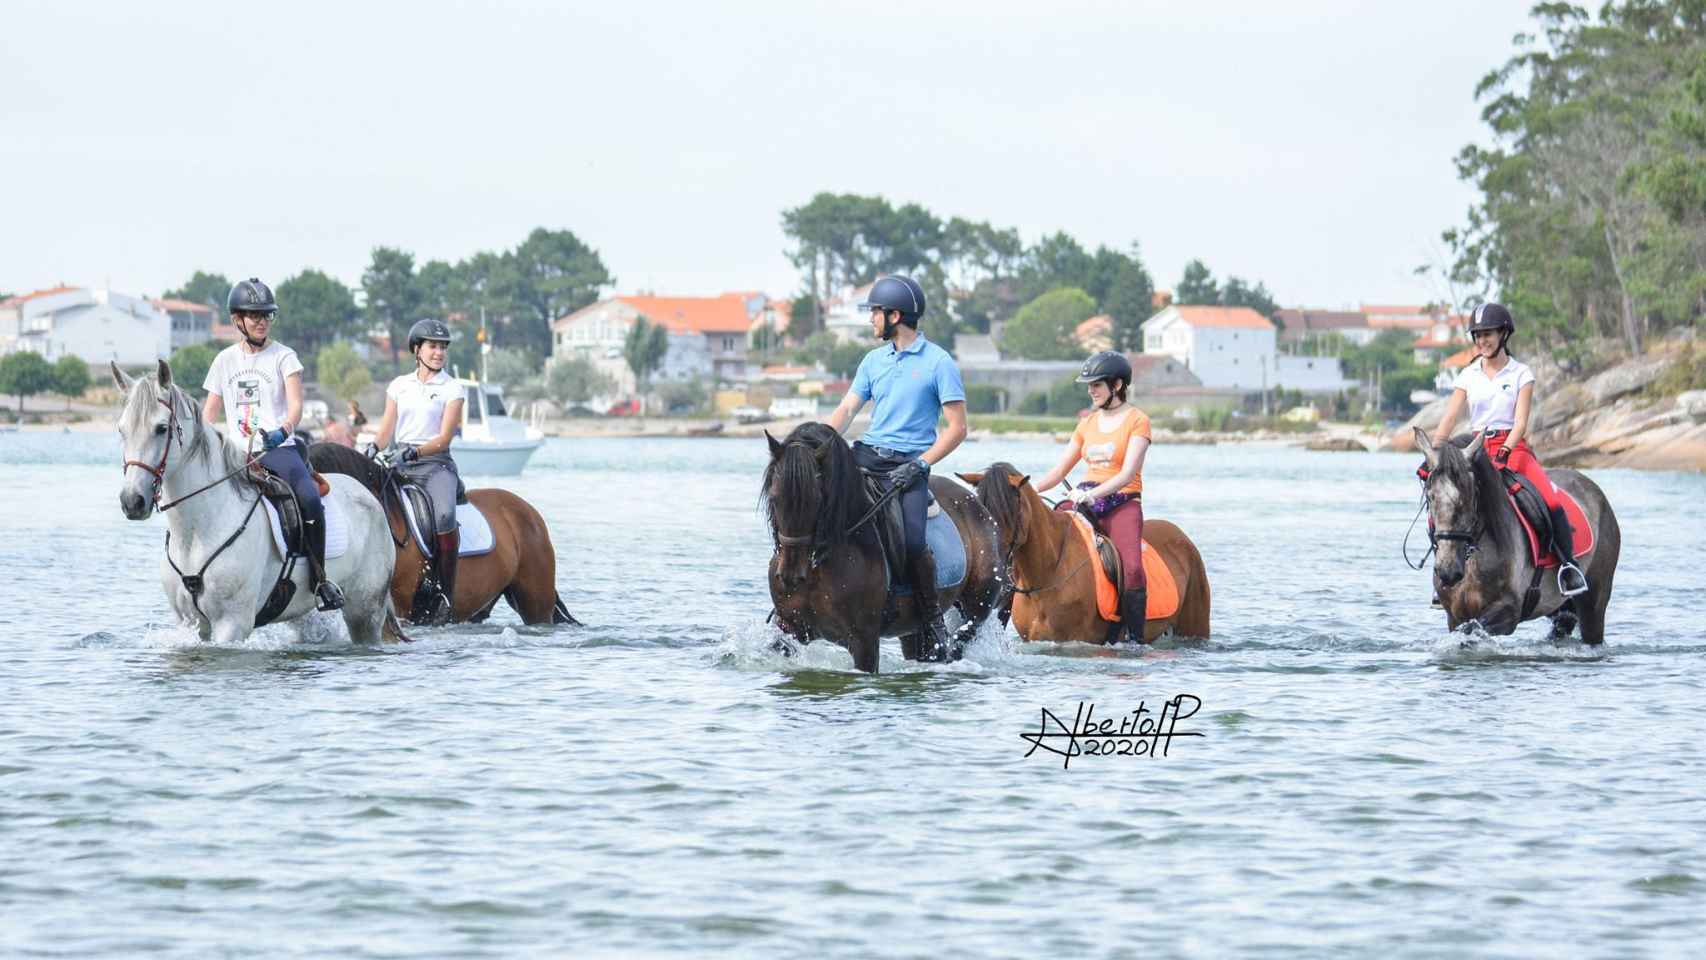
left=1428, top=302, right=1587, bottom=595
left=374, top=319, right=467, bottom=624
left=201, top=277, right=346, bottom=611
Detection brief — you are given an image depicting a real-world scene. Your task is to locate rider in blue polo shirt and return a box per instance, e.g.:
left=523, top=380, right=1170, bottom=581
left=823, top=275, right=967, bottom=652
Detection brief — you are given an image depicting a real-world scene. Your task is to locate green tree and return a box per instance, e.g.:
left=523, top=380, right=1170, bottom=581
left=545, top=355, right=614, bottom=406
left=276, top=270, right=360, bottom=373
left=0, top=351, right=56, bottom=412
left=1001, top=287, right=1097, bottom=360
left=508, top=227, right=615, bottom=357
left=623, top=315, right=670, bottom=402
left=167, top=343, right=219, bottom=398
left=315, top=341, right=371, bottom=405
left=361, top=247, right=419, bottom=366
left=1175, top=259, right=1220, bottom=305
left=1222, top=276, right=1279, bottom=321
left=827, top=341, right=869, bottom=380
left=52, top=355, right=90, bottom=409
left=1100, top=244, right=1157, bottom=351
left=787, top=294, right=820, bottom=340
left=162, top=271, right=233, bottom=320
left=656, top=377, right=708, bottom=414
left=486, top=346, right=542, bottom=390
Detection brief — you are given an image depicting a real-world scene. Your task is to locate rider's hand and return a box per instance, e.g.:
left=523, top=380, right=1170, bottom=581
left=261, top=427, right=289, bottom=451
left=1491, top=446, right=1511, bottom=469
left=1067, top=487, right=1094, bottom=505
left=887, top=457, right=927, bottom=490
left=398, top=444, right=420, bottom=464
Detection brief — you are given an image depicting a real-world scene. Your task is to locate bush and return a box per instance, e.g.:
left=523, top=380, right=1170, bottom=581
left=656, top=377, right=709, bottom=414
left=1018, top=390, right=1049, bottom=415
left=1001, top=287, right=1096, bottom=360
left=1648, top=347, right=1706, bottom=397
left=1047, top=377, right=1087, bottom=416
left=167, top=343, right=220, bottom=397
left=316, top=341, right=372, bottom=405
left=964, top=383, right=1004, bottom=414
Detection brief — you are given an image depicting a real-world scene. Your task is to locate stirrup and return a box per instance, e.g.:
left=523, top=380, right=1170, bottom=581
left=1556, top=563, right=1588, bottom=598
left=315, top=580, right=346, bottom=612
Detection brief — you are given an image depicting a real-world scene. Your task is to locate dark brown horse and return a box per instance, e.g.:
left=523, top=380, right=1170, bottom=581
left=1414, top=429, right=1620, bottom=643
left=761, top=422, right=1004, bottom=673
left=310, top=443, right=578, bottom=626
left=962, top=463, right=1210, bottom=644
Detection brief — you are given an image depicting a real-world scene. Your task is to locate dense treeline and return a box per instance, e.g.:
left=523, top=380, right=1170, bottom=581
left=780, top=192, right=1279, bottom=358
left=1447, top=0, right=1706, bottom=357
left=161, top=228, right=613, bottom=378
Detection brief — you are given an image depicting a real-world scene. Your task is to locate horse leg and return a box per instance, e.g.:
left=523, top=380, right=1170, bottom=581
left=849, top=628, right=880, bottom=674
left=1578, top=588, right=1609, bottom=646
left=551, top=595, right=580, bottom=625
left=898, top=630, right=922, bottom=660
left=1547, top=601, right=1580, bottom=642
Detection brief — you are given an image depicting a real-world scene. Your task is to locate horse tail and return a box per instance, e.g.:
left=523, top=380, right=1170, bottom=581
left=1172, top=527, right=1212, bottom=639
left=552, top=594, right=581, bottom=626
left=308, top=441, right=384, bottom=497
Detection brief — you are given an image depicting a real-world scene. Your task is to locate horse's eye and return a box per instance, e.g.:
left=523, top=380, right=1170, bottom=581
left=154, top=423, right=168, bottom=436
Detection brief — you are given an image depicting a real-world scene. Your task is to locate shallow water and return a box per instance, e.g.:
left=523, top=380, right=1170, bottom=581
left=3, top=430, right=1704, bottom=957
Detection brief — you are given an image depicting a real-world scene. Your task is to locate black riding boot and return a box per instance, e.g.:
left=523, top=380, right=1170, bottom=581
left=430, top=529, right=460, bottom=625
left=1549, top=506, right=1588, bottom=596
left=303, top=513, right=345, bottom=611
left=908, top=550, right=950, bottom=661
left=1119, top=588, right=1148, bottom=645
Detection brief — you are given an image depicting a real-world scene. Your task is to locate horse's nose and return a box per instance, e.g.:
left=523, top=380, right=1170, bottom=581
left=120, top=490, right=147, bottom=519
left=1437, top=566, right=1464, bottom=587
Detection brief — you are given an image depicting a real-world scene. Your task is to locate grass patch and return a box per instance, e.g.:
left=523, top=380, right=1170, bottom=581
left=978, top=415, right=1083, bottom=434
left=1646, top=346, right=1706, bottom=399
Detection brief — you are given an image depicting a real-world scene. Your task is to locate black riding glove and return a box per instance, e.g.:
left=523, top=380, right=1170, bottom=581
left=398, top=444, right=420, bottom=464
left=887, top=457, right=928, bottom=490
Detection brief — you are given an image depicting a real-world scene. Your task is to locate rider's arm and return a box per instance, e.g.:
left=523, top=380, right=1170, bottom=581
left=1505, top=382, right=1535, bottom=449
left=1085, top=435, right=1150, bottom=499
left=823, top=390, right=867, bottom=435
left=1430, top=388, right=1468, bottom=446
left=416, top=398, right=464, bottom=456
left=1032, top=435, right=1085, bottom=492
left=202, top=391, right=223, bottom=426
left=920, top=401, right=966, bottom=466
left=283, top=372, right=304, bottom=434
left=375, top=396, right=400, bottom=449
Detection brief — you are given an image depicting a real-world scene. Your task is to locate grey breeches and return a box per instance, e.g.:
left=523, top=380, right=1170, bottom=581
left=398, top=454, right=460, bottom=534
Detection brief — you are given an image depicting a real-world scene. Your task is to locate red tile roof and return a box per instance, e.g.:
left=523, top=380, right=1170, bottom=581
left=1172, top=305, right=1274, bottom=330
left=150, top=297, right=215, bottom=313
left=0, top=285, right=79, bottom=308
left=615, top=294, right=751, bottom=334
left=1441, top=346, right=1477, bottom=369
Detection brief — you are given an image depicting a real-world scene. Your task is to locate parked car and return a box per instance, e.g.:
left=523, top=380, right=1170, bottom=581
left=607, top=399, right=641, bottom=416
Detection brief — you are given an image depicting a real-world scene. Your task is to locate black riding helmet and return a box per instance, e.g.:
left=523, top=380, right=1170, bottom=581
left=858, top=275, right=927, bottom=340
left=227, top=278, right=278, bottom=315
left=407, top=318, right=458, bottom=353
left=1467, top=302, right=1515, bottom=357
left=1076, top=350, right=1133, bottom=404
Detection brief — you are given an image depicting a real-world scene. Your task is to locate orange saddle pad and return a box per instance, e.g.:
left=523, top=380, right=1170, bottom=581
left=1067, top=514, right=1181, bottom=622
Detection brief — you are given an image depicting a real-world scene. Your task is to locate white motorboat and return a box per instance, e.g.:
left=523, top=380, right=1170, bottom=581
left=449, top=379, right=545, bottom=476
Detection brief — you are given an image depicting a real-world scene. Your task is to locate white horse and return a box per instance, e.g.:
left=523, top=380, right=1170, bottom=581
left=113, top=359, right=402, bottom=645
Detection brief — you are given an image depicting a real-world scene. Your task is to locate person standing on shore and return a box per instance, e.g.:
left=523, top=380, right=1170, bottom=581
left=821, top=275, right=967, bottom=653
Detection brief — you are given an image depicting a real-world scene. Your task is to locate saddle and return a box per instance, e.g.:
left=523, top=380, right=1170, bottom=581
left=859, top=470, right=914, bottom=579
left=1060, top=510, right=1181, bottom=623
left=247, top=467, right=331, bottom=627
left=855, top=469, right=966, bottom=599
left=1500, top=469, right=1593, bottom=567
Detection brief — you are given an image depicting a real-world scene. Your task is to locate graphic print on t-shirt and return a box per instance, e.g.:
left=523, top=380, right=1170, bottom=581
left=234, top=374, right=263, bottom=436
left=1084, top=440, right=1117, bottom=470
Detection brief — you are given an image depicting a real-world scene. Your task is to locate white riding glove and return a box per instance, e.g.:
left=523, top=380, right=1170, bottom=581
left=1067, top=487, right=1094, bottom=505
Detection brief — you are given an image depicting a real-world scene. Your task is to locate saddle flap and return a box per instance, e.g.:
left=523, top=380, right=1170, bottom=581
left=1502, top=470, right=1594, bottom=567
left=254, top=472, right=305, bottom=556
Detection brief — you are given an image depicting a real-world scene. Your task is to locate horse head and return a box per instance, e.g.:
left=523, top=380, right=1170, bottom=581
left=761, top=423, right=863, bottom=590
left=113, top=359, right=193, bottom=520
left=1415, top=427, right=1486, bottom=589
left=960, top=463, right=1033, bottom=563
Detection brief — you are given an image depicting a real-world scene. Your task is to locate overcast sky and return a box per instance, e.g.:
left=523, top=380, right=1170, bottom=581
left=2, top=0, right=1536, bottom=312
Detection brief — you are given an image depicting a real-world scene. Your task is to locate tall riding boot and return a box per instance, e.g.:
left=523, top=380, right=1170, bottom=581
left=1549, top=506, right=1588, bottom=596
left=303, top=513, right=345, bottom=611
left=431, top=529, right=460, bottom=625
left=908, top=550, right=951, bottom=661
left=1119, top=588, right=1149, bottom=645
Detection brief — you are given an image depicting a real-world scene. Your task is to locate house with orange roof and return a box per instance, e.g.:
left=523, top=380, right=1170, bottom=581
left=550, top=292, right=758, bottom=401
left=1073, top=314, right=1112, bottom=353
left=149, top=298, right=217, bottom=351
left=2, top=287, right=170, bottom=367
left=1142, top=305, right=1352, bottom=393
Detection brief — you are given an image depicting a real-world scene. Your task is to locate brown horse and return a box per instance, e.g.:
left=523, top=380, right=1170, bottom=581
left=962, top=463, right=1210, bottom=644
left=309, top=443, right=578, bottom=626
left=761, top=422, right=1005, bottom=673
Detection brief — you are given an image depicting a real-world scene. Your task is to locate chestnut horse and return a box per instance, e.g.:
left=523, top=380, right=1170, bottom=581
left=309, top=443, right=577, bottom=626
left=761, top=422, right=1004, bottom=673
left=963, top=463, right=1210, bottom=643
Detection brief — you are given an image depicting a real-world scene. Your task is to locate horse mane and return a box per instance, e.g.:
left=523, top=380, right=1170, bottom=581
left=308, top=441, right=385, bottom=496
left=121, top=373, right=252, bottom=479
left=1434, top=433, right=1512, bottom=552
left=973, top=462, right=1026, bottom=543
left=760, top=421, right=868, bottom=549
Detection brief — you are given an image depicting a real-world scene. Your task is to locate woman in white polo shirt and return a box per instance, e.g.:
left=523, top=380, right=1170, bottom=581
left=1429, top=302, right=1588, bottom=595
left=374, top=318, right=466, bottom=623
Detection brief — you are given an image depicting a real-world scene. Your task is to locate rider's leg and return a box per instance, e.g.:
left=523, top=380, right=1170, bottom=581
left=261, top=444, right=343, bottom=610
left=425, top=459, right=461, bottom=624
left=898, top=465, right=949, bottom=657
left=1102, top=498, right=1148, bottom=644
left=1506, top=443, right=1588, bottom=595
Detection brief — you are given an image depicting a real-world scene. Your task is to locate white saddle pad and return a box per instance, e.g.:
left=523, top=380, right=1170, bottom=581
left=265, top=492, right=350, bottom=560
left=456, top=502, right=494, bottom=557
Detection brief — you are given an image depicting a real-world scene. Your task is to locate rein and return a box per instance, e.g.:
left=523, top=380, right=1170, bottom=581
left=769, top=442, right=907, bottom=568
left=1003, top=494, right=1092, bottom=597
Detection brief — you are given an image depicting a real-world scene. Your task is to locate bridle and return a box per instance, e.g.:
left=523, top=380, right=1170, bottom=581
left=121, top=387, right=260, bottom=513
left=1000, top=486, right=1091, bottom=598
left=768, top=439, right=908, bottom=571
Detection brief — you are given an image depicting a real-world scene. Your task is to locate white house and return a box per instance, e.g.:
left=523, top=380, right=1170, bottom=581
left=821, top=282, right=876, bottom=344
left=2, top=287, right=170, bottom=367
left=1141, top=305, right=1279, bottom=391
left=550, top=293, right=756, bottom=404
left=150, top=298, right=216, bottom=351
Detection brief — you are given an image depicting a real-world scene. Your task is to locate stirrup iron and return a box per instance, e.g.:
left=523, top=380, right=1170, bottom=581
left=1556, top=563, right=1588, bottom=598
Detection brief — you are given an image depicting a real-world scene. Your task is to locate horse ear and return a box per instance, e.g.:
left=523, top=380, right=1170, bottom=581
left=111, top=361, right=134, bottom=392
left=1007, top=473, right=1030, bottom=488
left=956, top=471, right=983, bottom=486
left=765, top=430, right=783, bottom=459
left=157, top=358, right=173, bottom=389
left=1414, top=427, right=1438, bottom=468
